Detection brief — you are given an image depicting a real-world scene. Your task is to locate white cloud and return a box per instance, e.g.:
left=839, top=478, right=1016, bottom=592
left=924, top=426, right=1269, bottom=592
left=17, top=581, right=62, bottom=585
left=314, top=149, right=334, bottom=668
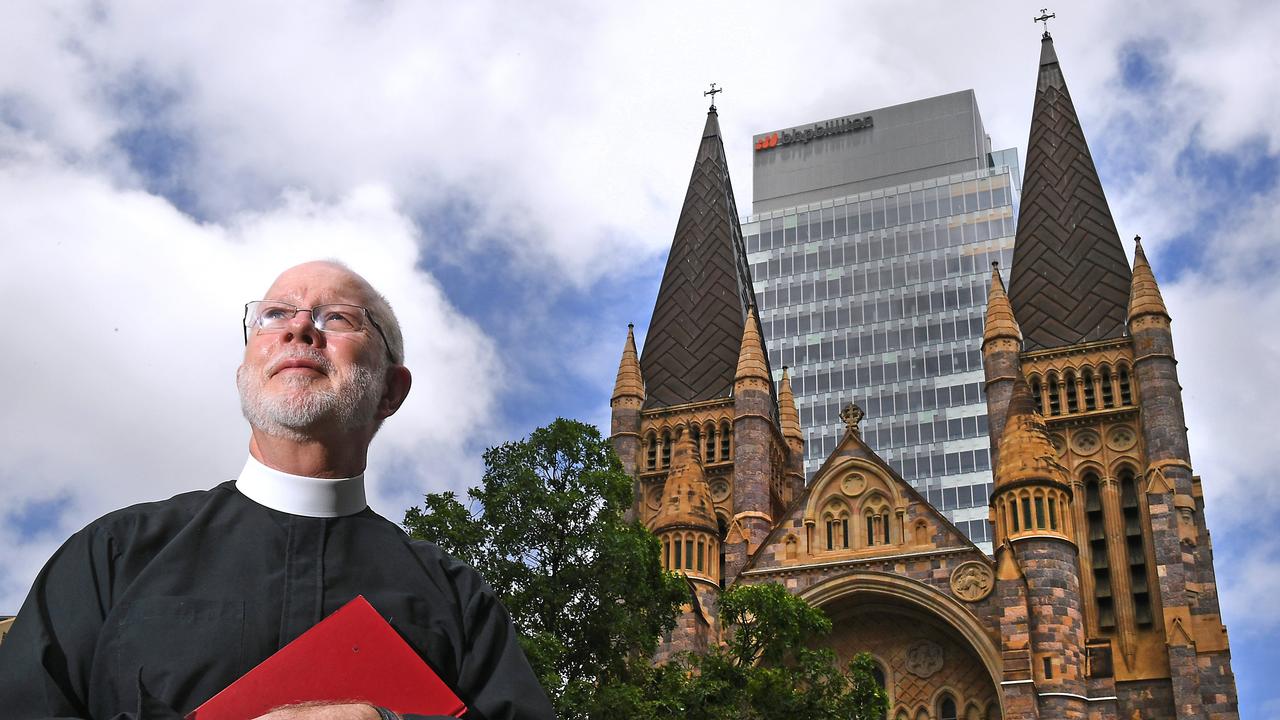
left=0, top=155, right=499, bottom=609
left=1, top=1, right=1279, bottom=709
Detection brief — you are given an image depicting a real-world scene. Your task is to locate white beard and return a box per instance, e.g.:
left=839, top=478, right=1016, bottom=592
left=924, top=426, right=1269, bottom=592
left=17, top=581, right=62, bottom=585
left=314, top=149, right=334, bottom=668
left=238, top=351, right=384, bottom=441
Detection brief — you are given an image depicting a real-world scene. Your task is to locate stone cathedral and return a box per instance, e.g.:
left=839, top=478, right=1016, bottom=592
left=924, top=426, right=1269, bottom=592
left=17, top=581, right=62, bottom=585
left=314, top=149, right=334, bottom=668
left=609, top=32, right=1237, bottom=720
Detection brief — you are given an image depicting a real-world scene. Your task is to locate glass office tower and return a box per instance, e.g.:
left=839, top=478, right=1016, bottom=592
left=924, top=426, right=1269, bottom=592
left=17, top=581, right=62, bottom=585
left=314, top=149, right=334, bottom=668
left=742, top=91, right=1020, bottom=549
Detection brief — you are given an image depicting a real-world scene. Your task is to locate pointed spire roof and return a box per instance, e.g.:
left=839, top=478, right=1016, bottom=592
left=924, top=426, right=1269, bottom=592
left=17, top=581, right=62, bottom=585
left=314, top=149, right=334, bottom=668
left=735, top=306, right=770, bottom=384
left=652, top=431, right=718, bottom=533
left=1128, top=236, right=1169, bottom=322
left=983, top=264, right=1022, bottom=346
left=995, top=375, right=1069, bottom=490
left=1009, top=32, right=1133, bottom=351
left=611, top=324, right=645, bottom=404
left=640, top=108, right=758, bottom=409
left=777, top=367, right=803, bottom=443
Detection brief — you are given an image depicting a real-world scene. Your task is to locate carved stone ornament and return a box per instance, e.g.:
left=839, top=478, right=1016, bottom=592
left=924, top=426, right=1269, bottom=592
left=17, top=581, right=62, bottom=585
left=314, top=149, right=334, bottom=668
left=949, top=560, right=995, bottom=602
left=1049, top=433, right=1067, bottom=457
left=1107, top=424, right=1138, bottom=452
left=710, top=478, right=730, bottom=503
left=646, top=486, right=664, bottom=511
left=840, top=472, right=867, bottom=497
left=1070, top=429, right=1101, bottom=456
left=905, top=639, right=944, bottom=678
left=840, top=402, right=864, bottom=436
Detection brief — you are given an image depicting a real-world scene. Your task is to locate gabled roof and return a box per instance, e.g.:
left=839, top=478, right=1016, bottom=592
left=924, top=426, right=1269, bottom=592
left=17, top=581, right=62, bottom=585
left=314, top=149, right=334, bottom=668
left=641, top=109, right=758, bottom=409
left=1009, top=33, right=1133, bottom=351
left=735, top=425, right=987, bottom=578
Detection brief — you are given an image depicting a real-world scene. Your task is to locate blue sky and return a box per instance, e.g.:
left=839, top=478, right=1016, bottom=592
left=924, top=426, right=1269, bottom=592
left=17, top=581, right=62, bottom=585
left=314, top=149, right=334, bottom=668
left=2, top=1, right=1277, bottom=715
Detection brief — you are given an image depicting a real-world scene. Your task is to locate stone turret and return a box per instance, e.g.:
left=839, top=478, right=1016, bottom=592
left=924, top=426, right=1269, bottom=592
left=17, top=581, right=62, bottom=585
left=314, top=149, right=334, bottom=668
left=1127, top=236, right=1229, bottom=719
left=991, top=376, right=1086, bottom=719
left=610, top=324, right=644, bottom=518
left=982, top=263, right=1022, bottom=465
left=777, top=367, right=806, bottom=503
left=727, top=307, right=775, bottom=583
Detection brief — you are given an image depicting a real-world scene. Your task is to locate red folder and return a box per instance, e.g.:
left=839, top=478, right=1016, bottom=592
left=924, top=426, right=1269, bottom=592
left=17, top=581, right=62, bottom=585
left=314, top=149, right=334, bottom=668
left=188, top=595, right=466, bottom=719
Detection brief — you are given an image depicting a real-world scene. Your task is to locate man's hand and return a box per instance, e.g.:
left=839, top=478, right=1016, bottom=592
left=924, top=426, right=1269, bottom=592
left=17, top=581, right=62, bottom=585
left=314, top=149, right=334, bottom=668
left=251, top=702, right=390, bottom=720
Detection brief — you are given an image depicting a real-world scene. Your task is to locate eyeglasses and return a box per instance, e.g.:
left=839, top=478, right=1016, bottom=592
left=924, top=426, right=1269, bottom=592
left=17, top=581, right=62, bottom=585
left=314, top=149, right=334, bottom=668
left=243, top=300, right=393, bottom=361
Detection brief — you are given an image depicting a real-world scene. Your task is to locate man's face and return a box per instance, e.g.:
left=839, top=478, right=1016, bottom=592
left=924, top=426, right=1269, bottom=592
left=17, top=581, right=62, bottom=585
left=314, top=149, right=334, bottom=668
left=237, top=262, right=389, bottom=441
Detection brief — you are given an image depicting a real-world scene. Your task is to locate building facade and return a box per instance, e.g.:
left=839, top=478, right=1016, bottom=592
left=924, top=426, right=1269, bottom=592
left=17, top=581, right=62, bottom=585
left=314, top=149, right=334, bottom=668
left=611, top=31, right=1237, bottom=720
left=743, top=91, right=1021, bottom=550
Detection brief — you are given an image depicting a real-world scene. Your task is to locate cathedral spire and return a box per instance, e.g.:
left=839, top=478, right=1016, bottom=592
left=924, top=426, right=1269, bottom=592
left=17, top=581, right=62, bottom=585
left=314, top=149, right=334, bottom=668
left=652, top=431, right=718, bottom=534
left=611, top=324, right=645, bottom=404
left=640, top=106, right=756, bottom=409
left=982, top=264, right=1022, bottom=347
left=994, top=375, right=1069, bottom=493
left=734, top=306, right=770, bottom=386
left=1128, top=236, right=1170, bottom=323
left=1008, top=30, right=1132, bottom=350
left=777, top=367, right=803, bottom=444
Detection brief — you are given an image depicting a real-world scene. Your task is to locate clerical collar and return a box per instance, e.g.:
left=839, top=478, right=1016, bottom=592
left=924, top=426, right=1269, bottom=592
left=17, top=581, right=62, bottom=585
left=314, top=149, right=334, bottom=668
left=236, top=455, right=367, bottom=517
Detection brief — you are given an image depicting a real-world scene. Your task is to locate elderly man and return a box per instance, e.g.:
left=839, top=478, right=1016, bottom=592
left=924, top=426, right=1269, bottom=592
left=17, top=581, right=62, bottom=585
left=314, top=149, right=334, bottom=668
left=0, top=261, right=553, bottom=720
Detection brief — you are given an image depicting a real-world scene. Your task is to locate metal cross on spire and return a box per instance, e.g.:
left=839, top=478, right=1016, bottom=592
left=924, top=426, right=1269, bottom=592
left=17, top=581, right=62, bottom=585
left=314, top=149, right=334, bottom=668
left=1034, top=8, right=1056, bottom=38
left=704, top=83, right=722, bottom=111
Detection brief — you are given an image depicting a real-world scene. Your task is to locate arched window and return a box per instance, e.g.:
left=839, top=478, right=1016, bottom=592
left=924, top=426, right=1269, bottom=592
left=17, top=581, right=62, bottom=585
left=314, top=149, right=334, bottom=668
left=938, top=693, right=958, bottom=720
left=660, top=430, right=672, bottom=468
left=1119, top=365, right=1134, bottom=405
left=719, top=422, right=732, bottom=460
left=1100, top=366, right=1115, bottom=408
left=645, top=432, right=657, bottom=470
left=717, top=516, right=728, bottom=588
left=1047, top=372, right=1062, bottom=415
left=1120, top=467, right=1153, bottom=625
left=1030, top=375, right=1044, bottom=415
left=1082, top=367, right=1097, bottom=410
left=704, top=424, right=716, bottom=463
left=1064, top=370, right=1080, bottom=413
left=824, top=507, right=850, bottom=550
left=1084, top=473, right=1114, bottom=628
left=870, top=662, right=888, bottom=720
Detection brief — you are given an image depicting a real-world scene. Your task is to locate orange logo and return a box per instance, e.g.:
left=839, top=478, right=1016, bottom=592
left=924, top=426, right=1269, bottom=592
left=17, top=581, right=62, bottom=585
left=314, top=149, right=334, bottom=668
left=754, top=133, right=780, bottom=151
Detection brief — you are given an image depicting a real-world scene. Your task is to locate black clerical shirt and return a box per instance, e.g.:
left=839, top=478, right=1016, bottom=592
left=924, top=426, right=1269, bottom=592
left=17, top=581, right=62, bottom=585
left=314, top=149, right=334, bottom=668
left=0, top=482, right=553, bottom=720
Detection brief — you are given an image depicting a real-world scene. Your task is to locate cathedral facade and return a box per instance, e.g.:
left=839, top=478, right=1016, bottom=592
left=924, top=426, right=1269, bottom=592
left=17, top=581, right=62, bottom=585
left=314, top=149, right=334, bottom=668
left=610, top=33, right=1237, bottom=720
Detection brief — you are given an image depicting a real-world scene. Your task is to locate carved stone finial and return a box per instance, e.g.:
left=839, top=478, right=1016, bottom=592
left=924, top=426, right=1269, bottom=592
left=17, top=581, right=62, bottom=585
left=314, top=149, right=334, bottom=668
left=840, top=402, right=865, bottom=437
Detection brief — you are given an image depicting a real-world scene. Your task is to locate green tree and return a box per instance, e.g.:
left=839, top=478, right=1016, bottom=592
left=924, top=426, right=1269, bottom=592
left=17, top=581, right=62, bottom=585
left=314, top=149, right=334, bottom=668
left=664, top=582, right=890, bottom=720
left=404, top=418, right=687, bottom=718
left=405, top=419, right=887, bottom=720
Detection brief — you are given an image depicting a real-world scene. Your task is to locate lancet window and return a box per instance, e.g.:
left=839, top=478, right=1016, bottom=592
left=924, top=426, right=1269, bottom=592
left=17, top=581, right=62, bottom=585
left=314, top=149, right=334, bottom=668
left=1084, top=473, right=1115, bottom=628
left=1120, top=467, right=1153, bottom=626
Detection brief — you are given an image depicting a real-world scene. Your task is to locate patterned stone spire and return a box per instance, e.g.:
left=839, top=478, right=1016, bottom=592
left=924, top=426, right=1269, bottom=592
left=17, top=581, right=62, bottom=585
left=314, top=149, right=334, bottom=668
left=982, top=264, right=1023, bottom=347
left=1128, top=236, right=1170, bottom=323
left=995, top=375, right=1069, bottom=490
left=777, top=367, right=803, bottom=443
left=734, top=306, right=770, bottom=385
left=652, top=431, right=718, bottom=533
left=1008, top=32, right=1132, bottom=350
left=611, top=324, right=645, bottom=404
left=640, top=108, right=756, bottom=409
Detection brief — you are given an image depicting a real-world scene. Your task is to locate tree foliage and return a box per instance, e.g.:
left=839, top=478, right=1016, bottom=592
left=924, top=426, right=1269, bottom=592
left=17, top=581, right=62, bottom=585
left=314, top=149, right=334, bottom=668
left=403, top=418, right=687, bottom=717
left=405, top=419, right=887, bottom=720
left=631, top=583, right=889, bottom=720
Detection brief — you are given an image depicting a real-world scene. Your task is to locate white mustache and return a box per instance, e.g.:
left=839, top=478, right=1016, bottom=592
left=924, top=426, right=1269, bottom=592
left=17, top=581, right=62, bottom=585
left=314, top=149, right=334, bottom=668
left=266, top=349, right=334, bottom=376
